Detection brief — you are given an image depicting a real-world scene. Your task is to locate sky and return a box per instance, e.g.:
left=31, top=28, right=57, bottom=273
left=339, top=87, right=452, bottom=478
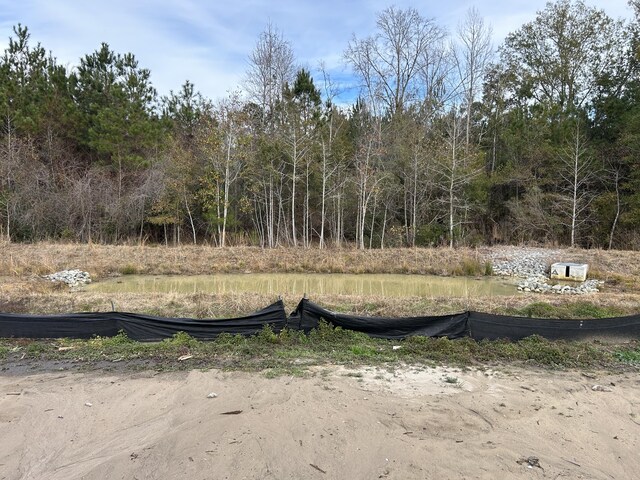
left=0, top=0, right=634, bottom=104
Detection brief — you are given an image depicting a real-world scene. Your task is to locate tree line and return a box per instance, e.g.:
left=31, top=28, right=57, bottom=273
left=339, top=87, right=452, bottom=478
left=1, top=0, right=639, bottom=249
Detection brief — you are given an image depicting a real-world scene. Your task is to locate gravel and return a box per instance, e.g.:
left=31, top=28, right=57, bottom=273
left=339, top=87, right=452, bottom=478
left=44, top=269, right=92, bottom=288
left=516, top=277, right=603, bottom=295
left=486, top=247, right=601, bottom=295
left=487, top=247, right=562, bottom=278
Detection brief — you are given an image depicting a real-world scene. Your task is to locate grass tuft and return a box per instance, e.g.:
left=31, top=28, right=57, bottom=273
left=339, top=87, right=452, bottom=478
left=119, top=264, right=139, bottom=275
left=614, top=343, right=640, bottom=364
left=0, top=324, right=629, bottom=372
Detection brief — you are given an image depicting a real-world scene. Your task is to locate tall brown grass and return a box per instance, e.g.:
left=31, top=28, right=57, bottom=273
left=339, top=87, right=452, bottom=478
left=2, top=242, right=640, bottom=317
left=0, top=242, right=495, bottom=278
left=2, top=287, right=639, bottom=318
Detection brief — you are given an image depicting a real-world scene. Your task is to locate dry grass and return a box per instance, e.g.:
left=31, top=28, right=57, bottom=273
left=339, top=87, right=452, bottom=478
left=1, top=242, right=640, bottom=318
left=560, top=247, right=640, bottom=280
left=3, top=283, right=640, bottom=319
left=0, top=242, right=491, bottom=278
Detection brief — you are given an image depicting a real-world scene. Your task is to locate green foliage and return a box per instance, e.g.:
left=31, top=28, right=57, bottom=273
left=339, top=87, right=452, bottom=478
left=26, top=342, right=49, bottom=356
left=71, top=43, right=162, bottom=167
left=349, top=344, right=377, bottom=357
left=614, top=344, right=640, bottom=364
left=483, top=261, right=493, bottom=276
left=119, top=264, right=139, bottom=275
left=100, top=330, right=134, bottom=346
left=255, top=325, right=279, bottom=344
left=515, top=302, right=625, bottom=319
left=213, top=332, right=245, bottom=347
left=0, top=25, right=62, bottom=137
left=517, top=302, right=562, bottom=318
left=308, top=320, right=367, bottom=345
left=451, top=257, right=487, bottom=276
left=165, top=331, right=198, bottom=348
left=0, top=7, right=638, bottom=247
left=415, top=224, right=447, bottom=247
left=0, top=328, right=625, bottom=371
left=568, top=302, right=625, bottom=319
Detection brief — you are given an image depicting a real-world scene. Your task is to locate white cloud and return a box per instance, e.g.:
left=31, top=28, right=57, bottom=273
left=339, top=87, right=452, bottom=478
left=0, top=0, right=633, bottom=103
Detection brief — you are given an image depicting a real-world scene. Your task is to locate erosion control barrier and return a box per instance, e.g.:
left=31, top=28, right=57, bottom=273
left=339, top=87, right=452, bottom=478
left=1, top=298, right=640, bottom=341
left=0, top=300, right=287, bottom=341
left=288, top=298, right=469, bottom=339
left=467, top=311, right=640, bottom=341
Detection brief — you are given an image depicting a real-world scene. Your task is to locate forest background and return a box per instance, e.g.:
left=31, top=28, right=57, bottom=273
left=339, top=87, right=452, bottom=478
left=2, top=0, right=640, bottom=250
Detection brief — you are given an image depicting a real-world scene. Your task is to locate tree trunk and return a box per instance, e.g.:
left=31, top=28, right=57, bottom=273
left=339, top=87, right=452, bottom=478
left=184, top=192, right=197, bottom=245
left=449, top=121, right=457, bottom=249
left=221, top=135, right=232, bottom=248
left=319, top=141, right=327, bottom=249
left=608, top=170, right=620, bottom=250
left=291, top=131, right=298, bottom=247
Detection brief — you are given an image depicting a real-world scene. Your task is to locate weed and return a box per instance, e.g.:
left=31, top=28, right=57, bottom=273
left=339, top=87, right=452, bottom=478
left=567, top=302, right=625, bottom=319
left=452, top=257, right=486, bottom=276
left=165, top=331, right=198, bottom=348
left=349, top=345, right=377, bottom=358
left=26, top=342, right=50, bottom=356
left=119, top=264, right=139, bottom=275
left=614, top=345, right=640, bottom=364
left=444, top=376, right=459, bottom=384
left=100, top=330, right=134, bottom=346
left=255, top=325, right=279, bottom=344
left=516, top=302, right=626, bottom=319
left=518, top=302, right=562, bottom=318
left=263, top=366, right=307, bottom=378
left=0, top=330, right=627, bottom=372
left=484, top=261, right=493, bottom=276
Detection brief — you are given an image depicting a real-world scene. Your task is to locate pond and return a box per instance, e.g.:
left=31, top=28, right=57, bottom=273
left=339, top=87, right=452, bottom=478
left=86, top=273, right=517, bottom=297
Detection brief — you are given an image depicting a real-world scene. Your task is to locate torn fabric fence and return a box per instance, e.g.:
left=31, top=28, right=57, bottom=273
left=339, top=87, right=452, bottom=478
left=1, top=298, right=639, bottom=341
left=288, top=298, right=469, bottom=339
left=0, top=300, right=287, bottom=341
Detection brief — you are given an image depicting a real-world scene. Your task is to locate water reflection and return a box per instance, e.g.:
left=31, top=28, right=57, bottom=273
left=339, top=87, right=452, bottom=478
left=88, top=273, right=516, bottom=297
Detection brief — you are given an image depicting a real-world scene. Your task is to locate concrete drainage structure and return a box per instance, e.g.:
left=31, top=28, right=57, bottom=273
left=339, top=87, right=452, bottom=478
left=550, top=262, right=589, bottom=282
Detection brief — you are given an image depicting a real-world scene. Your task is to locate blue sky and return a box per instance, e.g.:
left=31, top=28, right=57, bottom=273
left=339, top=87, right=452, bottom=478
left=0, top=0, right=634, bottom=103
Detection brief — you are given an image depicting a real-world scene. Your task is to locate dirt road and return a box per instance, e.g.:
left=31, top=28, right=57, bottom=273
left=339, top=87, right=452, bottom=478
left=1, top=365, right=639, bottom=479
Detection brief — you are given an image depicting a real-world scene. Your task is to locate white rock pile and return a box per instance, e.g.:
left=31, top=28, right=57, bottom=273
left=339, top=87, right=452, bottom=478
left=489, top=247, right=561, bottom=278
left=44, top=269, right=92, bottom=288
left=517, top=277, right=602, bottom=295
left=486, top=247, right=602, bottom=295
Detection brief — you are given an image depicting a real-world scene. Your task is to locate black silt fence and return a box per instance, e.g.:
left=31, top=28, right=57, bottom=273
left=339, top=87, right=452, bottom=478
left=0, top=300, right=287, bottom=341
left=1, top=298, right=639, bottom=342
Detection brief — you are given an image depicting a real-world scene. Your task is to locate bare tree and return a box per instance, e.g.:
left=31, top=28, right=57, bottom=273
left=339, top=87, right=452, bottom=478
left=345, top=6, right=446, bottom=117
left=243, top=23, right=296, bottom=247
left=215, top=91, right=246, bottom=247
left=244, top=23, right=295, bottom=128
left=353, top=116, right=387, bottom=250
left=559, top=121, right=596, bottom=247
left=455, top=7, right=493, bottom=148
left=433, top=107, right=483, bottom=248
left=607, top=164, right=622, bottom=250
left=0, top=115, right=18, bottom=241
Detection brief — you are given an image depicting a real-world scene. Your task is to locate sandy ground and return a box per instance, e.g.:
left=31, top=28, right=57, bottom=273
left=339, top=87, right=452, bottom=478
left=1, top=365, right=639, bottom=480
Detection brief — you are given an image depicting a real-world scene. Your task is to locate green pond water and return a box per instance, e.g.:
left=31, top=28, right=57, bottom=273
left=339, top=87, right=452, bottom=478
left=87, top=274, right=517, bottom=297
